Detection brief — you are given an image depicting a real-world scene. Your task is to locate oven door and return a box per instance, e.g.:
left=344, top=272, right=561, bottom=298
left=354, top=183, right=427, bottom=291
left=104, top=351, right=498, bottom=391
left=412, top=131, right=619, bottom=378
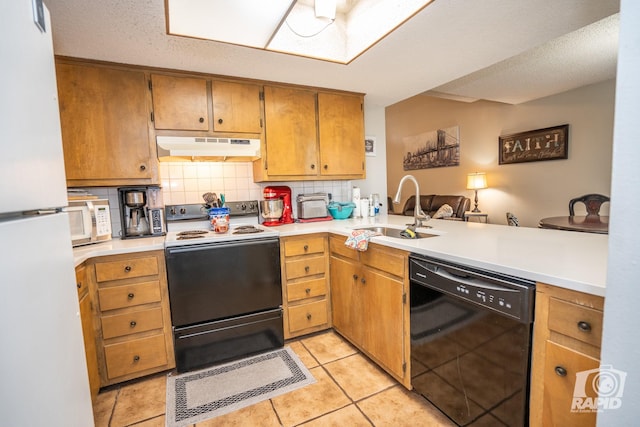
left=165, top=237, right=282, bottom=327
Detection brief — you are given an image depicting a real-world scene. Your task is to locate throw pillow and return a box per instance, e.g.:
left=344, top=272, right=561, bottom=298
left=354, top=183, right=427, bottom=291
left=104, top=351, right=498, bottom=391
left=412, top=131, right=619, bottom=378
left=433, top=204, right=454, bottom=219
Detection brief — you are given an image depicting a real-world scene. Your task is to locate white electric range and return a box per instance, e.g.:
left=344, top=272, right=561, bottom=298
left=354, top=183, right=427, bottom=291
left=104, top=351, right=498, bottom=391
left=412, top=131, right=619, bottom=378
left=164, top=200, right=279, bottom=247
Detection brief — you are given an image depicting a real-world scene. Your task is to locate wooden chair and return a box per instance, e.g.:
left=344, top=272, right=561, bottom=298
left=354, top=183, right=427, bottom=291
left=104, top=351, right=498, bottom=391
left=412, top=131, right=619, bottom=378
left=569, top=194, right=610, bottom=216
left=506, top=212, right=519, bottom=226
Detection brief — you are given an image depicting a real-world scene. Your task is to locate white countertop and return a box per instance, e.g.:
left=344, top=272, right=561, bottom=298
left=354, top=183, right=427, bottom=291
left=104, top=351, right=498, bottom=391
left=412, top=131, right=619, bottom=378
left=74, top=214, right=608, bottom=297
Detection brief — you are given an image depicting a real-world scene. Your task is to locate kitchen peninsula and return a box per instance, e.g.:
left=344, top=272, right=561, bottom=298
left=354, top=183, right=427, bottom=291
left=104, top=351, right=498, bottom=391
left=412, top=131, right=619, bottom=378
left=74, top=213, right=607, bottom=425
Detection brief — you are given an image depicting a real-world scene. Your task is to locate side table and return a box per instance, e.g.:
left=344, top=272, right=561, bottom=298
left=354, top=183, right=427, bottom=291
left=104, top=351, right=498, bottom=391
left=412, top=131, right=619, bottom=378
left=464, top=211, right=488, bottom=223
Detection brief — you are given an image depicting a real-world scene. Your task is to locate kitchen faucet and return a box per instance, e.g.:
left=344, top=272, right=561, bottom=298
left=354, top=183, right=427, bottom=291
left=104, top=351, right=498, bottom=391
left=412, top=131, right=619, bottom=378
left=393, top=175, right=429, bottom=227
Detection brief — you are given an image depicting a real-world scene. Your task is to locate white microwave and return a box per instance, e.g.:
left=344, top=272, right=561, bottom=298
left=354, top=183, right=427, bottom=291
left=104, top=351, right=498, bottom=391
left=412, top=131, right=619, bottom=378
left=64, top=199, right=112, bottom=247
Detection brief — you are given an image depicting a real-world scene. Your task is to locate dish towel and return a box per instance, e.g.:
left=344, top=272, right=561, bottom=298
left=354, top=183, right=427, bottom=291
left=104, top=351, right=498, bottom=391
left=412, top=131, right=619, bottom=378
left=344, top=229, right=381, bottom=251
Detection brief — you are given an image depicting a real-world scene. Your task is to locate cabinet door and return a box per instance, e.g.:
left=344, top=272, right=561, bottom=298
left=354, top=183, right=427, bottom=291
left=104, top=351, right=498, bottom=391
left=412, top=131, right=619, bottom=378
left=361, top=266, right=405, bottom=378
left=56, top=63, right=154, bottom=183
left=151, top=74, right=209, bottom=130
left=543, top=341, right=599, bottom=426
left=212, top=80, right=262, bottom=133
left=330, top=256, right=361, bottom=344
left=318, top=92, right=365, bottom=176
left=263, top=86, right=318, bottom=176
left=79, top=293, right=100, bottom=399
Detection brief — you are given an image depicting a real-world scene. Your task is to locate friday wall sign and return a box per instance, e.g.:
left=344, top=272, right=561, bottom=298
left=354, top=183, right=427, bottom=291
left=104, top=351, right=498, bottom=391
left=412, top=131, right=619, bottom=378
left=498, top=124, right=569, bottom=165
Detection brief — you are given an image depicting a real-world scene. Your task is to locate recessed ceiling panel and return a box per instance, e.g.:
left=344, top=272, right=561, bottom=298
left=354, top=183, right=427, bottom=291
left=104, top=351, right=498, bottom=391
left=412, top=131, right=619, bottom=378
left=167, top=0, right=294, bottom=48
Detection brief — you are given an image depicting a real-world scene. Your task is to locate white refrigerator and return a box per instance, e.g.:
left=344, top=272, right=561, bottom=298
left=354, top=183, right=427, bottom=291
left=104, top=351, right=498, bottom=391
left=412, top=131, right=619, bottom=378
left=0, top=1, right=94, bottom=425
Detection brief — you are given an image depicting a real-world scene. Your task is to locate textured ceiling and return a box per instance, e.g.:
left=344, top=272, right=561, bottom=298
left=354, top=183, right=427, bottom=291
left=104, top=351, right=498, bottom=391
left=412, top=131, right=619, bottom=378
left=45, top=0, right=620, bottom=106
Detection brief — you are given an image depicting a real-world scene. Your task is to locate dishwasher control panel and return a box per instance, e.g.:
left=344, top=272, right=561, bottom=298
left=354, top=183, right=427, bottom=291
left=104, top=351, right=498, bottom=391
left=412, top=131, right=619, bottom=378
left=409, top=255, right=535, bottom=322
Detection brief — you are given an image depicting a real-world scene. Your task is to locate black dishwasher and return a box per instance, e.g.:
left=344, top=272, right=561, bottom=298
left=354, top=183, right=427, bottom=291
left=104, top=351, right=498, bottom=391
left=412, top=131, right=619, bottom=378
left=409, top=253, right=535, bottom=426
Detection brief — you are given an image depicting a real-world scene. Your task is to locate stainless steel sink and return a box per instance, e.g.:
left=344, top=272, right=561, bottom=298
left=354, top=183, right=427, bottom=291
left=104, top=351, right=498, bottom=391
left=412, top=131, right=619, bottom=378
left=355, top=226, right=437, bottom=239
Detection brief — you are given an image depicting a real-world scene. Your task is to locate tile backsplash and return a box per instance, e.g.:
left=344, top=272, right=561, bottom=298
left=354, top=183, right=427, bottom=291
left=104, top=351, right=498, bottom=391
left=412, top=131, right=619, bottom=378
left=160, top=162, right=354, bottom=219
left=78, top=162, right=355, bottom=236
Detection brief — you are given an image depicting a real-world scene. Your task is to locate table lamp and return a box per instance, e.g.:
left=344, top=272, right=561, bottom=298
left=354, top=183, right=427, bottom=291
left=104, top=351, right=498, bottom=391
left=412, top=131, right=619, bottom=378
left=467, top=172, right=487, bottom=213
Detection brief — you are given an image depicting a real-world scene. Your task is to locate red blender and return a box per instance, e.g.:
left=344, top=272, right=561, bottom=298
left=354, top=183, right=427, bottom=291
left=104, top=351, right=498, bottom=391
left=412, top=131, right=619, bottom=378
left=260, top=186, right=294, bottom=226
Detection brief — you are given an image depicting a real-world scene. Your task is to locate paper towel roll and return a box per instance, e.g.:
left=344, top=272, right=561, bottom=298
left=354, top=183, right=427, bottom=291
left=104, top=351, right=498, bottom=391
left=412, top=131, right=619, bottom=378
left=352, top=187, right=361, bottom=217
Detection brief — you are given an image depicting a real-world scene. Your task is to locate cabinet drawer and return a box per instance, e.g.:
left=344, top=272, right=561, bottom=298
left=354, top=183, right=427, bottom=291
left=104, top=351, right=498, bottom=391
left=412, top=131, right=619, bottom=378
left=104, top=334, right=168, bottom=379
left=284, top=236, right=325, bottom=257
left=287, top=278, right=327, bottom=302
left=95, top=256, right=159, bottom=282
left=548, top=298, right=603, bottom=348
left=98, top=281, right=162, bottom=311
left=329, top=235, right=359, bottom=260
left=361, top=245, right=405, bottom=277
left=285, top=255, right=326, bottom=280
left=543, top=341, right=599, bottom=426
left=288, top=300, right=328, bottom=333
left=101, top=307, right=164, bottom=340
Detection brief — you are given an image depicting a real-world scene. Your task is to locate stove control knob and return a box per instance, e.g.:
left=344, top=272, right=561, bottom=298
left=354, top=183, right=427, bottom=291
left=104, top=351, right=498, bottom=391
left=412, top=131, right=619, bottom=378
left=169, top=207, right=176, bottom=215
left=241, top=203, right=247, bottom=211
left=180, top=207, right=186, bottom=214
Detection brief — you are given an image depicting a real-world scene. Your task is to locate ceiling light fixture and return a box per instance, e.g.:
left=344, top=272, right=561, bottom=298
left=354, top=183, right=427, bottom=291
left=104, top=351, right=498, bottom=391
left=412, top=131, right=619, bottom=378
left=315, top=0, right=336, bottom=19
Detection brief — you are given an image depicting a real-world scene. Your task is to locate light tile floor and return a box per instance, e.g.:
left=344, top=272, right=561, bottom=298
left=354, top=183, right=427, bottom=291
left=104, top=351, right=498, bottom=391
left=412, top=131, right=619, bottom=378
left=92, top=330, right=455, bottom=427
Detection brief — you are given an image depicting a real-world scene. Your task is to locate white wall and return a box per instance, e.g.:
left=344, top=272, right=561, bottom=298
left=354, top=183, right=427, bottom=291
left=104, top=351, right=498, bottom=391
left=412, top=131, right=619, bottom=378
left=354, top=102, right=389, bottom=212
left=599, top=0, right=640, bottom=424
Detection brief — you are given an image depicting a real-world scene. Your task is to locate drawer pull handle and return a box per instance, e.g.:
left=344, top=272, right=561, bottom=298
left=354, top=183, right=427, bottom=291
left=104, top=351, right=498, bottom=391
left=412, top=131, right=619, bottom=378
left=133, top=355, right=140, bottom=362
left=577, top=321, right=592, bottom=332
left=353, top=274, right=358, bottom=280
left=124, top=265, right=132, bottom=272
left=306, top=314, right=312, bottom=320
left=555, top=366, right=567, bottom=377
left=305, top=288, right=311, bottom=294
left=199, top=117, right=205, bottom=123
left=130, top=321, right=137, bottom=328
left=139, top=165, right=146, bottom=171
left=77, top=282, right=82, bottom=289
left=305, top=266, right=310, bottom=273
left=361, top=277, right=366, bottom=284
left=127, top=293, right=135, bottom=300
left=303, top=245, right=309, bottom=251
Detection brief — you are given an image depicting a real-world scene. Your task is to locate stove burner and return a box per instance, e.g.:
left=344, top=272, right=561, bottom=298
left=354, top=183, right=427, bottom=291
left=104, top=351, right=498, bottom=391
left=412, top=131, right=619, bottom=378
left=232, top=225, right=265, bottom=235
left=177, top=235, right=205, bottom=240
left=177, top=230, right=209, bottom=236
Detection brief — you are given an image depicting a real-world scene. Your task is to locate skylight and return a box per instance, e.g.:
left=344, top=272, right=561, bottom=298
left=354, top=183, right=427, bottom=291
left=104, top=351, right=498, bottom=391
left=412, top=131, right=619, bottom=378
left=166, top=0, right=434, bottom=64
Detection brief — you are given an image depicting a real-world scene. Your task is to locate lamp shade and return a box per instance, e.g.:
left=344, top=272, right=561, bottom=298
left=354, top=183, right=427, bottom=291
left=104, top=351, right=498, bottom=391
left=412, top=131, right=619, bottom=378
left=467, top=172, right=487, bottom=190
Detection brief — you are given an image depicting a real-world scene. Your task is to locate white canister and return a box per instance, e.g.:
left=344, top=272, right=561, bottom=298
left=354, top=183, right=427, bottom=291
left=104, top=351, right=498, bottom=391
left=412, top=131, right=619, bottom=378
left=360, top=198, right=370, bottom=218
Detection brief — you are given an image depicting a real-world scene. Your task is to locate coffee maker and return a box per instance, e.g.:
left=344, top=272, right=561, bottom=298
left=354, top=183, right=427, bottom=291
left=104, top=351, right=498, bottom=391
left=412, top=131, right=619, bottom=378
left=118, top=186, right=165, bottom=239
left=261, top=186, right=294, bottom=226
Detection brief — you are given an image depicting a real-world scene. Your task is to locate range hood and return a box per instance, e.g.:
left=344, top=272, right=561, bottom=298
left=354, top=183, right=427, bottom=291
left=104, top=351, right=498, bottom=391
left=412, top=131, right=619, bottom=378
left=156, top=136, right=261, bottom=162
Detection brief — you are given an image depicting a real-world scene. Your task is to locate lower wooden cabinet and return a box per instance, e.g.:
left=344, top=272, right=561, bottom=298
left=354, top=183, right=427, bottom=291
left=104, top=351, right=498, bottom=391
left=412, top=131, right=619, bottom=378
left=76, top=264, right=100, bottom=399
left=530, top=282, right=604, bottom=427
left=86, top=250, right=175, bottom=387
left=280, top=234, right=331, bottom=338
left=329, top=234, right=410, bottom=388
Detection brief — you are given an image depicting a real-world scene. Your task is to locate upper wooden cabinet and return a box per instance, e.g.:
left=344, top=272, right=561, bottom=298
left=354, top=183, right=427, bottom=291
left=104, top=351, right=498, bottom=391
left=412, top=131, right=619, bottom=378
left=262, top=85, right=318, bottom=177
left=56, top=60, right=157, bottom=186
left=211, top=80, right=262, bottom=133
left=150, top=74, right=262, bottom=134
left=150, top=74, right=209, bottom=131
left=318, top=92, right=365, bottom=176
left=254, top=86, right=365, bottom=182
